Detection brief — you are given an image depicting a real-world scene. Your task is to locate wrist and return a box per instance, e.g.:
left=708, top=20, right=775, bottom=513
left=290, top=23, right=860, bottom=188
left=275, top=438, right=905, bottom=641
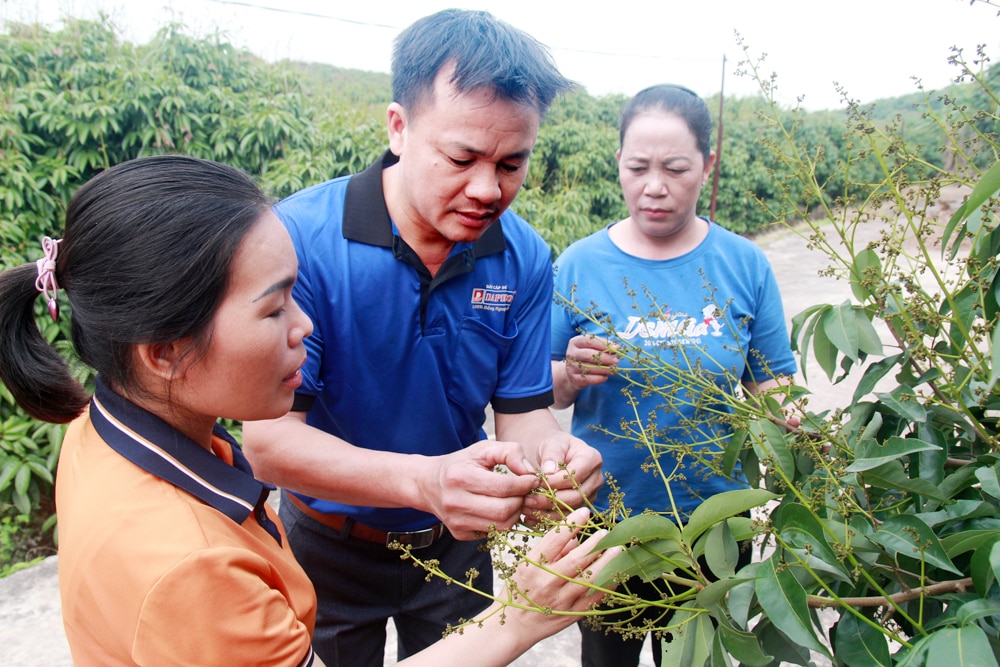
left=552, top=361, right=580, bottom=409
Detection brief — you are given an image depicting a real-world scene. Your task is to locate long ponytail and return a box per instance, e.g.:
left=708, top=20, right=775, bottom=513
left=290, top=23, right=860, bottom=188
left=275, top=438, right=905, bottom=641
left=0, top=262, right=88, bottom=423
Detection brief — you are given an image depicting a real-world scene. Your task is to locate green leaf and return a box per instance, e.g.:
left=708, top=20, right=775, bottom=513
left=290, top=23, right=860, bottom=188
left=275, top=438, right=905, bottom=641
left=858, top=409, right=883, bottom=442
left=860, top=461, right=949, bottom=502
left=695, top=576, right=753, bottom=609
left=0, top=460, right=18, bottom=493
left=717, top=621, right=772, bottom=666
left=812, top=314, right=839, bottom=380
left=682, top=488, right=779, bottom=544
left=754, top=557, right=831, bottom=658
left=790, top=305, right=829, bottom=383
left=976, top=466, right=1000, bottom=499
left=790, top=304, right=829, bottom=354
left=13, top=490, right=31, bottom=515
left=704, top=519, right=739, bottom=579
left=988, top=325, right=1000, bottom=393
left=851, top=248, right=882, bottom=302
left=824, top=518, right=879, bottom=553
left=874, top=385, right=927, bottom=422
left=722, top=428, right=747, bottom=478
left=710, top=629, right=736, bottom=667
left=833, top=612, right=892, bottom=667
left=756, top=618, right=813, bottom=664
left=593, top=512, right=681, bottom=551
left=915, top=499, right=993, bottom=528
left=822, top=301, right=860, bottom=363
left=773, top=503, right=851, bottom=582
left=943, top=160, right=1000, bottom=255
left=851, top=353, right=903, bottom=403
left=970, top=538, right=1000, bottom=596
left=724, top=571, right=758, bottom=630
left=25, top=460, right=54, bottom=484
left=748, top=418, right=793, bottom=482
left=660, top=604, right=714, bottom=667
left=950, top=287, right=980, bottom=351
left=591, top=538, right=694, bottom=587
left=854, top=308, right=884, bottom=356
left=942, top=529, right=1000, bottom=559
left=869, top=514, right=962, bottom=576
left=954, top=598, right=1000, bottom=628
left=846, top=436, right=942, bottom=473
left=936, top=464, right=981, bottom=504
left=924, top=626, right=998, bottom=667
left=894, top=634, right=933, bottom=667
left=13, top=462, right=31, bottom=497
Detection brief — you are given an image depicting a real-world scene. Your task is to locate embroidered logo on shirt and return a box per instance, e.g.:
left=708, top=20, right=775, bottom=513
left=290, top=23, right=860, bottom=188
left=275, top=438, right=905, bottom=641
left=471, top=286, right=515, bottom=313
left=620, top=305, right=724, bottom=346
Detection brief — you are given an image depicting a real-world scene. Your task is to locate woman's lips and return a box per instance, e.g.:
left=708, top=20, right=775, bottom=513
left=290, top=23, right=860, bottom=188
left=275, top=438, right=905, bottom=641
left=642, top=207, right=671, bottom=220
left=283, top=357, right=306, bottom=389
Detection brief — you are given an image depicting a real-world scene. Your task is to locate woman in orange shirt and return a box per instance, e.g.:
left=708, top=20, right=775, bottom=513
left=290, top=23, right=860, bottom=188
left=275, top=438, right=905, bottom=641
left=0, top=155, right=617, bottom=667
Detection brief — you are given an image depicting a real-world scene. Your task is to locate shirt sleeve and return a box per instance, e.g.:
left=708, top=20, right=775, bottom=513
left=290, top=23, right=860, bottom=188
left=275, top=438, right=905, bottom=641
left=133, top=547, right=314, bottom=667
left=744, top=261, right=798, bottom=384
left=492, top=232, right=556, bottom=412
left=550, top=254, right=579, bottom=360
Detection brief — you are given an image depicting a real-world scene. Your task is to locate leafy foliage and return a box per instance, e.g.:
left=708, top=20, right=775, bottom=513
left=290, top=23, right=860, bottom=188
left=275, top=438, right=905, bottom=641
left=0, top=16, right=392, bottom=546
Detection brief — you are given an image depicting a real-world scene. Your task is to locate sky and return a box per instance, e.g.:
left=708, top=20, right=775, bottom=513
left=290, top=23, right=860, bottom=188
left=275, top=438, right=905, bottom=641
left=6, top=0, right=1000, bottom=111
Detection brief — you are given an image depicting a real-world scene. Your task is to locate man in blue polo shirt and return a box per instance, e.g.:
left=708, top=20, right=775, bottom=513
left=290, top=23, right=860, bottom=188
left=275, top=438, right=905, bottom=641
left=242, top=9, right=603, bottom=666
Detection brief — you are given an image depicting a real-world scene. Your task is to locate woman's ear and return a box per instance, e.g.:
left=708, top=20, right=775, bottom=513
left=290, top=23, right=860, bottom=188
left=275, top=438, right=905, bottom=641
left=133, top=341, right=187, bottom=381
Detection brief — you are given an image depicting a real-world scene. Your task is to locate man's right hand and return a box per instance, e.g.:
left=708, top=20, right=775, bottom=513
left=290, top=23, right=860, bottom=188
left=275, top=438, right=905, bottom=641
left=415, top=439, right=539, bottom=540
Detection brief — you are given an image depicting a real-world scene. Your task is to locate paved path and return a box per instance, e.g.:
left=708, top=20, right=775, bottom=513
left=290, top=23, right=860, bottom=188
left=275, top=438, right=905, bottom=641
left=4, top=201, right=961, bottom=665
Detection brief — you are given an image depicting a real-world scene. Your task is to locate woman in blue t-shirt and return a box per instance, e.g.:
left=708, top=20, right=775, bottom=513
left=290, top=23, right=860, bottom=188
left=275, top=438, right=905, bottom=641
left=550, top=84, right=798, bottom=667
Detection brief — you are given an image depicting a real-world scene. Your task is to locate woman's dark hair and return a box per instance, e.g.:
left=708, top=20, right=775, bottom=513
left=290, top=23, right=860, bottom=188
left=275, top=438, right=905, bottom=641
left=619, top=84, right=713, bottom=160
left=391, top=8, right=573, bottom=117
left=0, top=155, right=272, bottom=423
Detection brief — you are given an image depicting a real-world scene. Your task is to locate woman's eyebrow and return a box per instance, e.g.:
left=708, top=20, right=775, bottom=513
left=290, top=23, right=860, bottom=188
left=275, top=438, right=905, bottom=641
left=253, top=277, right=294, bottom=303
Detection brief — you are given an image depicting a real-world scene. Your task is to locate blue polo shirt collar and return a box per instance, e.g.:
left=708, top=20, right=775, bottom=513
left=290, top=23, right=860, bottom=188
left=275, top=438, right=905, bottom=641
left=88, top=376, right=282, bottom=544
left=343, top=150, right=508, bottom=258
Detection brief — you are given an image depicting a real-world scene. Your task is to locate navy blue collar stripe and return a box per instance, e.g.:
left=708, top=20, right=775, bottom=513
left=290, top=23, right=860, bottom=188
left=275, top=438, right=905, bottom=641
left=90, top=396, right=255, bottom=517
left=88, top=378, right=280, bottom=544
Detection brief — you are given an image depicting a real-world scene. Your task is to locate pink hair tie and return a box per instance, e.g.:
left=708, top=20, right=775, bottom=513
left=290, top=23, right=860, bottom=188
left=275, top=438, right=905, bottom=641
left=35, top=236, right=62, bottom=322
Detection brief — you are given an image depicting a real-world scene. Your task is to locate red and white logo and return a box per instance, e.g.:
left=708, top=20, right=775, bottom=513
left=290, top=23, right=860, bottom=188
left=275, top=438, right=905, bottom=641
left=470, top=287, right=515, bottom=312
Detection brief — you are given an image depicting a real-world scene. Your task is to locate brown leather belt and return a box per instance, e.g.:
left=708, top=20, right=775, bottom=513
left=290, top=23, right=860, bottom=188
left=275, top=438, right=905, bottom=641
left=284, top=491, right=447, bottom=549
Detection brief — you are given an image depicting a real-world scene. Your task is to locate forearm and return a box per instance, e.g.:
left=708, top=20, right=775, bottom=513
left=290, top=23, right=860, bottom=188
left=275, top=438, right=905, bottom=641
left=742, top=374, right=794, bottom=397
left=244, top=414, right=543, bottom=538
left=242, top=415, right=428, bottom=510
left=550, top=360, right=580, bottom=410
left=396, top=604, right=542, bottom=667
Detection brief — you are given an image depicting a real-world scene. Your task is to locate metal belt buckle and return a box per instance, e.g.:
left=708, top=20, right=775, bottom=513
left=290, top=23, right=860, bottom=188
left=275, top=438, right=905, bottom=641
left=386, top=526, right=437, bottom=550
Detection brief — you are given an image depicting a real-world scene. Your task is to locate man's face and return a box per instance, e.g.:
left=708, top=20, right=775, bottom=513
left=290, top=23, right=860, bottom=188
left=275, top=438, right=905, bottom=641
left=386, top=67, right=542, bottom=248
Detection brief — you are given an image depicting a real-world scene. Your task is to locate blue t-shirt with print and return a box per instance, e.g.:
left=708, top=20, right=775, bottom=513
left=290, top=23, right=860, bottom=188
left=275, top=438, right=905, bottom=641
left=551, top=220, right=797, bottom=517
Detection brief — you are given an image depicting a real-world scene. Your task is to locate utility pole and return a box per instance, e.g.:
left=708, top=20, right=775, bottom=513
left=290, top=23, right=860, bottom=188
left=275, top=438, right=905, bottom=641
left=710, top=54, right=725, bottom=221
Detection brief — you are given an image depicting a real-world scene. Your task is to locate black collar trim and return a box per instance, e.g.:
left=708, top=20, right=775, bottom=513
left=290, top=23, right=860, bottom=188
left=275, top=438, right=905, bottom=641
left=88, top=377, right=281, bottom=544
left=342, top=150, right=508, bottom=258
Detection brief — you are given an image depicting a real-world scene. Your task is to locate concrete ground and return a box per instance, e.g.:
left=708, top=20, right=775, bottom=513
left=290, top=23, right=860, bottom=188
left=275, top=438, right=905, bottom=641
left=5, top=198, right=958, bottom=665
